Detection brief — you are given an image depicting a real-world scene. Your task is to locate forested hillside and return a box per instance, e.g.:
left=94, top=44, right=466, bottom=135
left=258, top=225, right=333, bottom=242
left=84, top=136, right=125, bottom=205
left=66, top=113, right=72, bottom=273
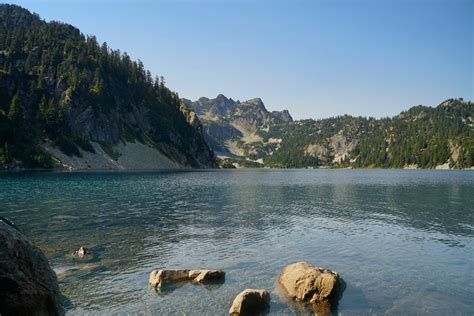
left=188, top=95, right=473, bottom=169
left=354, top=99, right=473, bottom=169
left=0, top=4, right=216, bottom=169
left=0, top=4, right=471, bottom=170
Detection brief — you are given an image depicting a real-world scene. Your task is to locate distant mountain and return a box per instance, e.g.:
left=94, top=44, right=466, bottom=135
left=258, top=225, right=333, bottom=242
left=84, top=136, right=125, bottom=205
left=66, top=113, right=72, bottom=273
left=182, top=94, right=293, bottom=157
left=186, top=95, right=473, bottom=169
left=1, top=4, right=471, bottom=170
left=0, top=4, right=216, bottom=169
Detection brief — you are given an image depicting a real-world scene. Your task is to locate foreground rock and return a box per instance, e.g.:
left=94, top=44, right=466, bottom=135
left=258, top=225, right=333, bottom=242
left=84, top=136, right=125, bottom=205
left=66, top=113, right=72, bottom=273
left=188, top=269, right=225, bottom=283
left=278, top=262, right=345, bottom=307
left=229, top=289, right=270, bottom=315
left=148, top=269, right=225, bottom=289
left=0, top=221, right=64, bottom=315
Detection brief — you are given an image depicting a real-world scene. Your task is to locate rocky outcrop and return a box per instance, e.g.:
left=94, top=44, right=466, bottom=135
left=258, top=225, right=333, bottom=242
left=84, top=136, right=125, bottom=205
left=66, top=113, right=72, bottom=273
left=0, top=221, right=64, bottom=316
left=229, top=289, right=270, bottom=316
left=278, top=262, right=345, bottom=308
left=183, top=95, right=293, bottom=157
left=180, top=103, right=203, bottom=131
left=148, top=269, right=225, bottom=289
left=0, top=5, right=218, bottom=169
left=271, top=109, right=293, bottom=123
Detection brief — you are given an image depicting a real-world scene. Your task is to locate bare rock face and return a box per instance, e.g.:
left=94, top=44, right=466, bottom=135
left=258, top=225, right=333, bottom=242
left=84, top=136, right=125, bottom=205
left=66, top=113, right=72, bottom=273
left=148, top=269, right=225, bottom=289
left=278, top=262, right=345, bottom=306
left=229, top=289, right=270, bottom=316
left=0, top=221, right=64, bottom=316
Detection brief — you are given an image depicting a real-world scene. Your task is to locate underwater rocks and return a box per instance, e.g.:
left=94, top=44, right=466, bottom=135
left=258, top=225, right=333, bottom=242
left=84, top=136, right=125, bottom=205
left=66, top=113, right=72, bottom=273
left=148, top=269, right=225, bottom=289
left=229, top=289, right=270, bottom=316
left=0, top=221, right=64, bottom=316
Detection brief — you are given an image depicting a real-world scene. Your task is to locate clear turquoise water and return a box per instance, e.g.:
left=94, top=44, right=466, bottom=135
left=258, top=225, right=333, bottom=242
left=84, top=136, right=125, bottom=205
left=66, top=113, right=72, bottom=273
left=0, top=169, right=473, bottom=315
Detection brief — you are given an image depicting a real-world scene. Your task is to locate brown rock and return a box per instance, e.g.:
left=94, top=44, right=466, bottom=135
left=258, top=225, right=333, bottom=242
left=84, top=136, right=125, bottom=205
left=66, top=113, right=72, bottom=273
left=148, top=269, right=225, bottom=289
left=0, top=221, right=64, bottom=315
left=278, top=262, right=345, bottom=305
left=189, top=269, right=225, bottom=283
left=229, top=289, right=270, bottom=315
left=148, top=269, right=190, bottom=289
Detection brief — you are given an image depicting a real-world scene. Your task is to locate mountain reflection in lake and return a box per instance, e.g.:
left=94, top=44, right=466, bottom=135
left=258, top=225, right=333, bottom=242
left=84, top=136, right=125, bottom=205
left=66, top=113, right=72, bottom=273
left=1, top=169, right=473, bottom=315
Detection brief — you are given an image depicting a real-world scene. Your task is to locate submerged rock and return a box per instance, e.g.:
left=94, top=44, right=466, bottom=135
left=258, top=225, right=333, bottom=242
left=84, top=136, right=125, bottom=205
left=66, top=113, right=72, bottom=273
left=0, top=221, right=64, bottom=315
left=278, top=262, right=345, bottom=308
left=72, top=246, right=89, bottom=258
left=148, top=269, right=225, bottom=289
left=229, top=289, right=270, bottom=315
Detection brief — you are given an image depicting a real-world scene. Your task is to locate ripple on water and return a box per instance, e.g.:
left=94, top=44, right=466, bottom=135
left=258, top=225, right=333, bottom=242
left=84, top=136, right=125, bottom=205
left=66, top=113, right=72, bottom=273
left=0, top=170, right=473, bottom=314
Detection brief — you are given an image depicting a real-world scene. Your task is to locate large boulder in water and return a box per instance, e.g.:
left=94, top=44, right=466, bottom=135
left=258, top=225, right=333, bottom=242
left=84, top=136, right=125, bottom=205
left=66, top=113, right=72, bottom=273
left=0, top=221, right=64, bottom=316
left=229, top=289, right=270, bottom=315
left=278, top=262, right=345, bottom=306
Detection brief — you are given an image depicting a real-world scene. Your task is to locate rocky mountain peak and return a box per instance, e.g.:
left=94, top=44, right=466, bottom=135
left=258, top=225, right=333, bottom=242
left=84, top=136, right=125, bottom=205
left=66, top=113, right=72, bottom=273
left=245, top=97, right=264, bottom=105
left=216, top=93, right=229, bottom=102
left=0, top=4, right=41, bottom=30
left=197, top=96, right=209, bottom=102
left=440, top=98, right=471, bottom=108
left=239, top=98, right=267, bottom=113
left=272, top=109, right=293, bottom=123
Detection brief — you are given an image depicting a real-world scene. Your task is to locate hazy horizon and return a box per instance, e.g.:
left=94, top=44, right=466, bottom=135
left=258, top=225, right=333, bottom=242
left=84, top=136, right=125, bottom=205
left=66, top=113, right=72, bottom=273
left=6, top=0, right=473, bottom=119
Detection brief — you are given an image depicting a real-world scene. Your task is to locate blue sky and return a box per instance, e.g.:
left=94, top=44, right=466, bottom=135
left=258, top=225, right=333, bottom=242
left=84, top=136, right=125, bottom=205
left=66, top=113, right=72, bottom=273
left=6, top=0, right=473, bottom=119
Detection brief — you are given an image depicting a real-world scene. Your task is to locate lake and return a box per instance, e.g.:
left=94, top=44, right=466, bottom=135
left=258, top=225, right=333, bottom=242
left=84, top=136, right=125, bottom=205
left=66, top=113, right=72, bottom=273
left=0, top=169, right=473, bottom=315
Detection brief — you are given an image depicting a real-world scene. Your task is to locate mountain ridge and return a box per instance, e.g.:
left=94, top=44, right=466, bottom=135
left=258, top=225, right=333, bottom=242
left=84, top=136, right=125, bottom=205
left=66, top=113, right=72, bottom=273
left=0, top=4, right=472, bottom=170
left=182, top=94, right=293, bottom=157
left=185, top=94, right=473, bottom=169
left=0, top=4, right=217, bottom=170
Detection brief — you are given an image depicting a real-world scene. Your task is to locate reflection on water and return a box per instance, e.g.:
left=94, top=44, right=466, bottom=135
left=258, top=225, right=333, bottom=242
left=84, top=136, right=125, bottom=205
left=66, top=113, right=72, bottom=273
left=0, top=169, right=473, bottom=315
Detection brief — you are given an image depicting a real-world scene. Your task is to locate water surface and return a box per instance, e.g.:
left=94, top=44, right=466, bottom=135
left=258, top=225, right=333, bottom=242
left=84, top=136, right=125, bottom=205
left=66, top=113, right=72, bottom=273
left=1, top=170, right=473, bottom=315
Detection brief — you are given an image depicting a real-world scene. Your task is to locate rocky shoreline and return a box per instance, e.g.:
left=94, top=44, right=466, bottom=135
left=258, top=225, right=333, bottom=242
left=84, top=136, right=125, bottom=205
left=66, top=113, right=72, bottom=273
left=145, top=262, right=345, bottom=315
left=1, top=219, right=346, bottom=315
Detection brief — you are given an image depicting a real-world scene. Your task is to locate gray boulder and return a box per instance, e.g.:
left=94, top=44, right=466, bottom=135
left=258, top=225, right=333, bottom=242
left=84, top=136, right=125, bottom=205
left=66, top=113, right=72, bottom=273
left=0, top=221, right=64, bottom=315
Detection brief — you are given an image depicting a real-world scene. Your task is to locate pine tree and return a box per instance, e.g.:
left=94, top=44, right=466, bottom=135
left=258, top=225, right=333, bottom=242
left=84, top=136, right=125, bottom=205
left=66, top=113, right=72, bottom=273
left=8, top=93, right=24, bottom=126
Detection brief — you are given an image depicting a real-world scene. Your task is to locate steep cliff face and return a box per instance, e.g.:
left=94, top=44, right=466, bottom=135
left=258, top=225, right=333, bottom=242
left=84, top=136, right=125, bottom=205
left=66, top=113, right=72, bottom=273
left=0, top=4, right=216, bottom=169
left=182, top=94, right=292, bottom=157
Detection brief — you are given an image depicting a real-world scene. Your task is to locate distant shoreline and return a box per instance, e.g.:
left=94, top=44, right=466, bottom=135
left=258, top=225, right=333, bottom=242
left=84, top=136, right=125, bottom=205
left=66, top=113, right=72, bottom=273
left=2, top=166, right=473, bottom=172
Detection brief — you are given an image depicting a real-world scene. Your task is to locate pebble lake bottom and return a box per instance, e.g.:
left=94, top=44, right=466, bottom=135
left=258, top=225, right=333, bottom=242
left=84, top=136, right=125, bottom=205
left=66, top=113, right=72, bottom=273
left=0, top=169, right=473, bottom=315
